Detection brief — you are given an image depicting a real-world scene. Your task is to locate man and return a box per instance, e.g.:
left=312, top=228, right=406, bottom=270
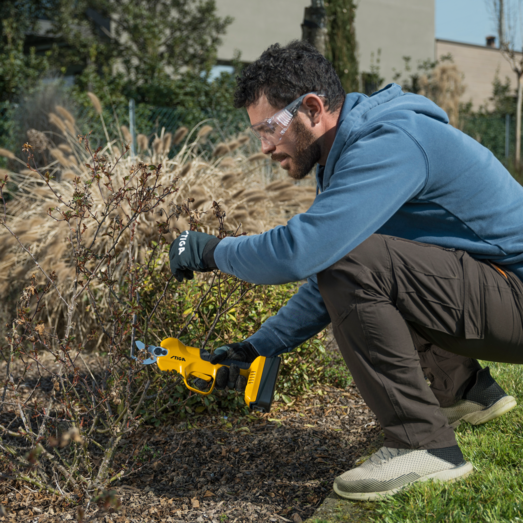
left=168, top=41, right=522, bottom=501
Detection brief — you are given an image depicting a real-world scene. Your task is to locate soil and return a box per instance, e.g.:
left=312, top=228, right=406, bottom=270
left=0, top=382, right=381, bottom=523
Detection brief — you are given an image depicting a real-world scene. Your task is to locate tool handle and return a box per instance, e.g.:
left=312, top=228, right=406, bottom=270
left=183, top=376, right=214, bottom=395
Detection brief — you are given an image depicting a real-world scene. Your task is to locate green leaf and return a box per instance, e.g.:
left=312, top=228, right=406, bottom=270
left=281, top=394, right=292, bottom=404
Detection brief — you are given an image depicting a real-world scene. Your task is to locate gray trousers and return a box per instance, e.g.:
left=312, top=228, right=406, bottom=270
left=317, top=234, right=523, bottom=450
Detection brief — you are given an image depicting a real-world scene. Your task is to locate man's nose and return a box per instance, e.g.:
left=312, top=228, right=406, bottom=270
left=261, top=140, right=275, bottom=155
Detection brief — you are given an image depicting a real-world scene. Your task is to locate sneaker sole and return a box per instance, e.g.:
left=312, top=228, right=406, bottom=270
left=462, top=395, right=517, bottom=426
left=333, top=461, right=474, bottom=501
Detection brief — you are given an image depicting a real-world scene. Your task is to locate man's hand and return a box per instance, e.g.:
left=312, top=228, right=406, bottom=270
left=169, top=230, right=220, bottom=282
left=211, top=341, right=260, bottom=392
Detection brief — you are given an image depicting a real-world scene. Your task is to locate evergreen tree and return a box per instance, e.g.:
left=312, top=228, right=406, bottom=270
left=325, top=0, right=359, bottom=93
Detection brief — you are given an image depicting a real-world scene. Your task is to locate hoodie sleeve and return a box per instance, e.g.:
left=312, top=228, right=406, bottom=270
left=214, top=123, right=429, bottom=285
left=245, top=275, right=330, bottom=357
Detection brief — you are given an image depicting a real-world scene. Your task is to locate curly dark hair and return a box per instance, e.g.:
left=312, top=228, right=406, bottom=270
left=234, top=41, right=346, bottom=113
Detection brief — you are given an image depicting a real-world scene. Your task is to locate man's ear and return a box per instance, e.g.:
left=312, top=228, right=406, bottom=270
left=302, top=94, right=324, bottom=126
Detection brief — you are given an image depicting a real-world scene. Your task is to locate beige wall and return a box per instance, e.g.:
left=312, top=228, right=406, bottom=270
left=215, top=0, right=310, bottom=63
left=355, top=0, right=435, bottom=86
left=215, top=0, right=435, bottom=90
left=436, top=39, right=521, bottom=110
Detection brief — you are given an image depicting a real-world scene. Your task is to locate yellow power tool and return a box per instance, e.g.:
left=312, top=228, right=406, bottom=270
left=132, top=338, right=281, bottom=413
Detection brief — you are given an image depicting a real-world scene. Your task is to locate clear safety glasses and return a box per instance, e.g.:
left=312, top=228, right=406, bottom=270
left=249, top=92, right=324, bottom=146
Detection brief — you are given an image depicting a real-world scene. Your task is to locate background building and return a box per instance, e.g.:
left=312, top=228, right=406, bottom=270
left=436, top=38, right=522, bottom=110
left=215, top=0, right=435, bottom=90
left=215, top=0, right=517, bottom=109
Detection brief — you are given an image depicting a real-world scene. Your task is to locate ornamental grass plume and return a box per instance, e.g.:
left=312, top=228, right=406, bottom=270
left=0, top=148, right=17, bottom=161
left=55, top=105, right=75, bottom=126
left=152, top=137, right=163, bottom=155
left=212, top=143, right=231, bottom=157
left=121, top=125, right=133, bottom=144
left=58, top=143, right=72, bottom=153
left=196, top=125, right=213, bottom=139
left=218, top=157, right=236, bottom=169
left=173, top=126, right=189, bottom=145
left=87, top=91, right=110, bottom=143
left=162, top=132, right=172, bottom=153
left=87, top=92, right=103, bottom=115
left=248, top=152, right=267, bottom=163
left=137, top=134, right=149, bottom=151
left=48, top=112, right=67, bottom=134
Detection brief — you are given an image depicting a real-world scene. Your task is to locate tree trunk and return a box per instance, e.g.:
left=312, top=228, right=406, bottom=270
left=516, top=72, right=522, bottom=166
left=499, top=0, right=504, bottom=47
left=302, top=1, right=327, bottom=55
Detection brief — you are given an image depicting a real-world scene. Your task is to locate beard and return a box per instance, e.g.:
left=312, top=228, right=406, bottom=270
left=285, top=118, right=322, bottom=180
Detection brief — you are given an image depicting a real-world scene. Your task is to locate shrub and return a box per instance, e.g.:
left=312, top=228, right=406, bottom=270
left=0, top=104, right=344, bottom=505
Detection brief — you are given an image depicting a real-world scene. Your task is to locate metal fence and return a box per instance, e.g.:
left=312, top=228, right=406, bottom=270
left=74, top=100, right=250, bottom=153
left=460, top=114, right=514, bottom=164
left=0, top=97, right=520, bottom=167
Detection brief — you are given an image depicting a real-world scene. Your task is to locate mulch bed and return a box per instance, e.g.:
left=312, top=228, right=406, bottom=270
left=0, top=382, right=381, bottom=523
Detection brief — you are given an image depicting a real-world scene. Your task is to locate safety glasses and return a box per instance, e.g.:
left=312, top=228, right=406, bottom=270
left=249, top=92, right=324, bottom=146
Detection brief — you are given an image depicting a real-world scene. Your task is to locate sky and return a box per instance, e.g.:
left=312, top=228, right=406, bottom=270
left=436, top=0, right=522, bottom=48
left=436, top=0, right=495, bottom=46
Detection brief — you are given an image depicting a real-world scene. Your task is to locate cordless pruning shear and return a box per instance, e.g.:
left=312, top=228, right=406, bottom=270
left=132, top=338, right=281, bottom=413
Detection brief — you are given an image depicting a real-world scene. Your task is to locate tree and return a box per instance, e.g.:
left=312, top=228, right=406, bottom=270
left=0, top=1, right=50, bottom=103
left=487, top=0, right=523, bottom=166
left=302, top=0, right=328, bottom=56
left=49, top=0, right=232, bottom=95
left=325, top=0, right=359, bottom=93
left=302, top=0, right=359, bottom=94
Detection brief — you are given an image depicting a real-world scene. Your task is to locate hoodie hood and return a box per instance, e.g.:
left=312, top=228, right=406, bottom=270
left=321, top=83, right=449, bottom=190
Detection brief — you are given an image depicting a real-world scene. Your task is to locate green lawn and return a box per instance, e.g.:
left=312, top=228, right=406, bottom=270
left=371, top=361, right=523, bottom=522
left=308, top=361, right=523, bottom=523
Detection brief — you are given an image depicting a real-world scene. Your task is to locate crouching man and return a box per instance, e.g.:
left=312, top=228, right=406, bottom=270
left=168, top=41, right=521, bottom=501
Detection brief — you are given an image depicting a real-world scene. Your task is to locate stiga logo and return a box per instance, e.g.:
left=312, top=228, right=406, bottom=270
left=178, top=231, right=189, bottom=255
left=171, top=355, right=186, bottom=361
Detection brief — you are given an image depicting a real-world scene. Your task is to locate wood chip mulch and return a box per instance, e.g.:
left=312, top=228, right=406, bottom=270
left=0, top=383, right=381, bottom=523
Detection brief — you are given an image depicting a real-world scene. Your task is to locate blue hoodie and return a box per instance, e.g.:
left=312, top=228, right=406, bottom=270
left=214, top=84, right=523, bottom=357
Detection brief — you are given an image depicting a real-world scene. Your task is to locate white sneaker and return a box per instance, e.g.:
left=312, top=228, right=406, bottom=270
left=333, top=446, right=473, bottom=501
left=441, top=367, right=517, bottom=428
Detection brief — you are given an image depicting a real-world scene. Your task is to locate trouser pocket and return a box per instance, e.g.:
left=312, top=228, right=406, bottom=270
left=461, top=252, right=484, bottom=339
left=387, top=237, right=466, bottom=337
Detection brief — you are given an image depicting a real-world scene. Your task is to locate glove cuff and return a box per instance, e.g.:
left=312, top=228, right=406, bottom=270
left=242, top=341, right=259, bottom=361
left=202, top=237, right=220, bottom=270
